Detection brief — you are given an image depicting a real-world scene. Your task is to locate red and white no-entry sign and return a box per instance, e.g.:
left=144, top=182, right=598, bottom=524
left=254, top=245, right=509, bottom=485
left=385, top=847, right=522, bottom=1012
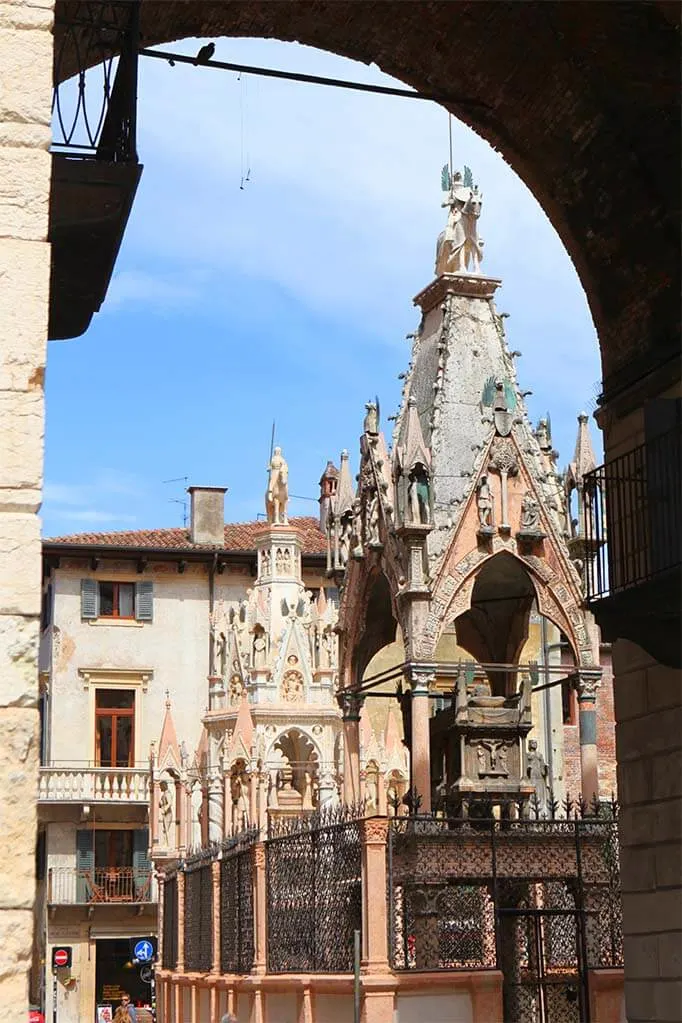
left=52, top=946, right=71, bottom=969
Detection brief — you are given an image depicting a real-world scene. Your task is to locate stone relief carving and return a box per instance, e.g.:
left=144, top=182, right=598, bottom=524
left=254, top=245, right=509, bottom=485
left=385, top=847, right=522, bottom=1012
left=520, top=491, right=541, bottom=533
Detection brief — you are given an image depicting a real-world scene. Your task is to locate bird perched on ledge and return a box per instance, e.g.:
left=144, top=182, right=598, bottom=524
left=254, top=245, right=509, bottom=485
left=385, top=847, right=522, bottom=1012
left=195, top=42, right=215, bottom=65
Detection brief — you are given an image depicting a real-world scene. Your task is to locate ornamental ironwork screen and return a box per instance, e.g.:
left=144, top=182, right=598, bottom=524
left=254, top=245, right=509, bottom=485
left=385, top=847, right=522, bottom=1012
left=162, top=873, right=178, bottom=970
left=220, top=837, right=256, bottom=974
left=388, top=809, right=622, bottom=1021
left=266, top=811, right=362, bottom=973
left=184, top=858, right=213, bottom=973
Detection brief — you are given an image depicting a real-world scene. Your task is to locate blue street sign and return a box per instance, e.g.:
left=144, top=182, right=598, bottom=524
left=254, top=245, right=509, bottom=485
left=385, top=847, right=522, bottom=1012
left=134, top=939, right=154, bottom=963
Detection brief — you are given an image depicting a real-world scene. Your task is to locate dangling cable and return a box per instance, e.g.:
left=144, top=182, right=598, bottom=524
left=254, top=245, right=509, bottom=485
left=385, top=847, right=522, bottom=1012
left=238, top=71, right=251, bottom=190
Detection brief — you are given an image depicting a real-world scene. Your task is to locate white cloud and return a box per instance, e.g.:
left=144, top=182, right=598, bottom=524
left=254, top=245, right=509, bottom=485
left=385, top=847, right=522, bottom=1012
left=105, top=269, right=205, bottom=312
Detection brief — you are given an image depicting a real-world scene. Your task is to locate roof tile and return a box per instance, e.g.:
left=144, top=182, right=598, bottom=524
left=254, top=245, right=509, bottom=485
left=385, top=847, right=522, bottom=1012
left=46, top=516, right=326, bottom=555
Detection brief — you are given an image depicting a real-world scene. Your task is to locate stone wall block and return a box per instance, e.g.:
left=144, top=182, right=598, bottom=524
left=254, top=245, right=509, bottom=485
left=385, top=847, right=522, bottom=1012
left=0, top=390, right=44, bottom=495
left=653, top=980, right=682, bottom=1022
left=0, top=614, right=39, bottom=707
left=613, top=668, right=646, bottom=721
left=621, top=890, right=682, bottom=937
left=617, top=708, right=682, bottom=762
left=0, top=3, right=54, bottom=32
left=0, top=710, right=37, bottom=909
left=0, top=27, right=53, bottom=124
left=647, top=666, right=682, bottom=713
left=0, top=513, right=42, bottom=615
left=0, top=238, right=49, bottom=390
left=0, top=965, right=31, bottom=1023
left=0, top=146, right=50, bottom=239
left=619, top=845, right=657, bottom=892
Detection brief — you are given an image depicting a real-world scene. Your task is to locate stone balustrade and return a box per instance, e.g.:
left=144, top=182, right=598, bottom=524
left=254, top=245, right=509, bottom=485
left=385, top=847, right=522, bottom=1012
left=38, top=766, right=150, bottom=803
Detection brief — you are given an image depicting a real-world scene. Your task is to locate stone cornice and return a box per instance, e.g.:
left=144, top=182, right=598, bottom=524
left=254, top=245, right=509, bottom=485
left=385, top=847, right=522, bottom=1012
left=413, top=273, right=502, bottom=312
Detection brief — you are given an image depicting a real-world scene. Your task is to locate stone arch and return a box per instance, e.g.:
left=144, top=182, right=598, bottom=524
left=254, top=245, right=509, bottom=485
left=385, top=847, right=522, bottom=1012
left=53, top=2, right=680, bottom=388
left=435, top=551, right=589, bottom=683
left=350, top=570, right=399, bottom=684
left=267, top=727, right=321, bottom=808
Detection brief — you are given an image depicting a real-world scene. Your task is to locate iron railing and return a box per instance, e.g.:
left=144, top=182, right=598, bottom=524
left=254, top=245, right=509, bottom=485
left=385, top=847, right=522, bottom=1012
left=220, top=833, right=256, bottom=974
left=162, top=873, right=178, bottom=970
left=266, top=807, right=362, bottom=973
left=52, top=0, right=139, bottom=161
left=584, top=426, right=681, bottom=601
left=183, top=854, right=213, bottom=973
left=48, top=867, right=153, bottom=904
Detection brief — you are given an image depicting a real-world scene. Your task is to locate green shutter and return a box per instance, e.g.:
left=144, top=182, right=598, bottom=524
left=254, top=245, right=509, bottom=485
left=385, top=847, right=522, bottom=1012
left=76, top=829, right=95, bottom=902
left=81, top=578, right=99, bottom=619
left=135, top=581, right=153, bottom=622
left=133, top=827, right=151, bottom=900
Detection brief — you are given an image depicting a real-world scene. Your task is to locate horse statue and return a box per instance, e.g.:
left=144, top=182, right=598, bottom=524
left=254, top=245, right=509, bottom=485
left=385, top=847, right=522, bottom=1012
left=265, top=446, right=289, bottom=525
left=435, top=167, right=484, bottom=275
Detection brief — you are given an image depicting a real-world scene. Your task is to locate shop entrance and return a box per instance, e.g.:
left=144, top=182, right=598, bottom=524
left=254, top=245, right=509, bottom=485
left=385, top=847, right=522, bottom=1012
left=95, top=939, right=152, bottom=1021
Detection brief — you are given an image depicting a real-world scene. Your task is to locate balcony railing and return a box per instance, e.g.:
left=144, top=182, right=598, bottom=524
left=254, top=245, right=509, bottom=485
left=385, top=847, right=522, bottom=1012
left=48, top=867, right=155, bottom=905
left=39, top=766, right=150, bottom=803
left=584, top=426, right=681, bottom=601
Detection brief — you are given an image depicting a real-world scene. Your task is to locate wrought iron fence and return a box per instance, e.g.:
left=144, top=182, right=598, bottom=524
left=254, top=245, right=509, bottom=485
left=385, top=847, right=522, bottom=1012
left=52, top=0, right=139, bottom=160
left=584, top=426, right=681, bottom=601
left=162, top=873, right=178, bottom=970
left=183, top=855, right=213, bottom=973
left=266, top=807, right=362, bottom=972
left=220, top=832, right=257, bottom=974
left=388, top=804, right=623, bottom=981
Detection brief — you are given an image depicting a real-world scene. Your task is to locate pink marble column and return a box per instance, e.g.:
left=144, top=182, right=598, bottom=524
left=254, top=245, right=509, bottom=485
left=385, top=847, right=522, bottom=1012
left=410, top=668, right=434, bottom=813
left=341, top=691, right=363, bottom=805
left=361, top=818, right=390, bottom=972
left=176, top=871, right=185, bottom=972
left=211, top=860, right=221, bottom=975
left=253, top=843, right=267, bottom=973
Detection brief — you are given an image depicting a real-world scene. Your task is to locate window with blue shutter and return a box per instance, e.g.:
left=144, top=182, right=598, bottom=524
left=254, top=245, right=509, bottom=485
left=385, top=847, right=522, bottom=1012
left=132, top=827, right=151, bottom=901
left=135, top=581, right=154, bottom=622
left=76, top=829, right=95, bottom=903
left=81, top=578, right=99, bottom=619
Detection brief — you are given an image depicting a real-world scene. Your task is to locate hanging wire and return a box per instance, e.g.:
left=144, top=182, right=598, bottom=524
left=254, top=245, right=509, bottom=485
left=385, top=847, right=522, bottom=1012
left=238, top=71, right=251, bottom=190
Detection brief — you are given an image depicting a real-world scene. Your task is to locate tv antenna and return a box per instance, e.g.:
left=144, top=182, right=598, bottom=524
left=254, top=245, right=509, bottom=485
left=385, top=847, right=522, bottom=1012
left=163, top=475, right=189, bottom=527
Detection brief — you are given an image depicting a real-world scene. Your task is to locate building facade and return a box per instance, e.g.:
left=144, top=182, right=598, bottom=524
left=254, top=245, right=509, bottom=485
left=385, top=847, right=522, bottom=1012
left=36, top=484, right=332, bottom=1022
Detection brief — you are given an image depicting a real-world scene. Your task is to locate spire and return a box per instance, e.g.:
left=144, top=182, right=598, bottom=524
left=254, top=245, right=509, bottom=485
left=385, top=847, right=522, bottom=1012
left=158, top=697, right=180, bottom=768
left=335, top=449, right=354, bottom=518
left=318, top=459, right=339, bottom=532
left=568, top=412, right=598, bottom=483
left=401, top=396, right=431, bottom=468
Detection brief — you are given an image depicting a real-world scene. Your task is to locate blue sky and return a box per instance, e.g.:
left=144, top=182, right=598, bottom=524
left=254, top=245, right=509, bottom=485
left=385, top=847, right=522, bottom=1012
left=43, top=38, right=602, bottom=537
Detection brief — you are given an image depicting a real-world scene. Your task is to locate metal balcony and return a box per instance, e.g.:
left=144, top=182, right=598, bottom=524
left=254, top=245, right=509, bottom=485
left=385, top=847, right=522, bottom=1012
left=39, top=766, right=150, bottom=804
left=47, top=867, right=155, bottom=905
left=583, top=425, right=681, bottom=666
left=49, top=1, right=142, bottom=340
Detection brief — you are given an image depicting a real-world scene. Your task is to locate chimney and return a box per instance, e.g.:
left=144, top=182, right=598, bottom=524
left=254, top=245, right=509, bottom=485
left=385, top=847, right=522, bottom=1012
left=187, top=486, right=227, bottom=545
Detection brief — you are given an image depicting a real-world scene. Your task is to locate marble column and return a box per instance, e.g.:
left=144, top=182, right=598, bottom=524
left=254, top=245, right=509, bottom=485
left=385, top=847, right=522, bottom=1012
left=410, top=667, right=435, bottom=813
left=575, top=669, right=601, bottom=805
left=340, top=691, right=363, bottom=806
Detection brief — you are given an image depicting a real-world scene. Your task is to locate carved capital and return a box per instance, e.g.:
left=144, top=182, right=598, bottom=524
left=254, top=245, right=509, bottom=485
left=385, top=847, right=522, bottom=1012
left=573, top=668, right=602, bottom=701
left=253, top=843, right=266, bottom=870
left=362, top=817, right=389, bottom=845
left=337, top=689, right=364, bottom=721
left=408, top=664, right=436, bottom=695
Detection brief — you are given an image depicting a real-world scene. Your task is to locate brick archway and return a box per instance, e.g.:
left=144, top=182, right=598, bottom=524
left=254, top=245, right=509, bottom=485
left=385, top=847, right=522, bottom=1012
left=54, top=0, right=681, bottom=398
